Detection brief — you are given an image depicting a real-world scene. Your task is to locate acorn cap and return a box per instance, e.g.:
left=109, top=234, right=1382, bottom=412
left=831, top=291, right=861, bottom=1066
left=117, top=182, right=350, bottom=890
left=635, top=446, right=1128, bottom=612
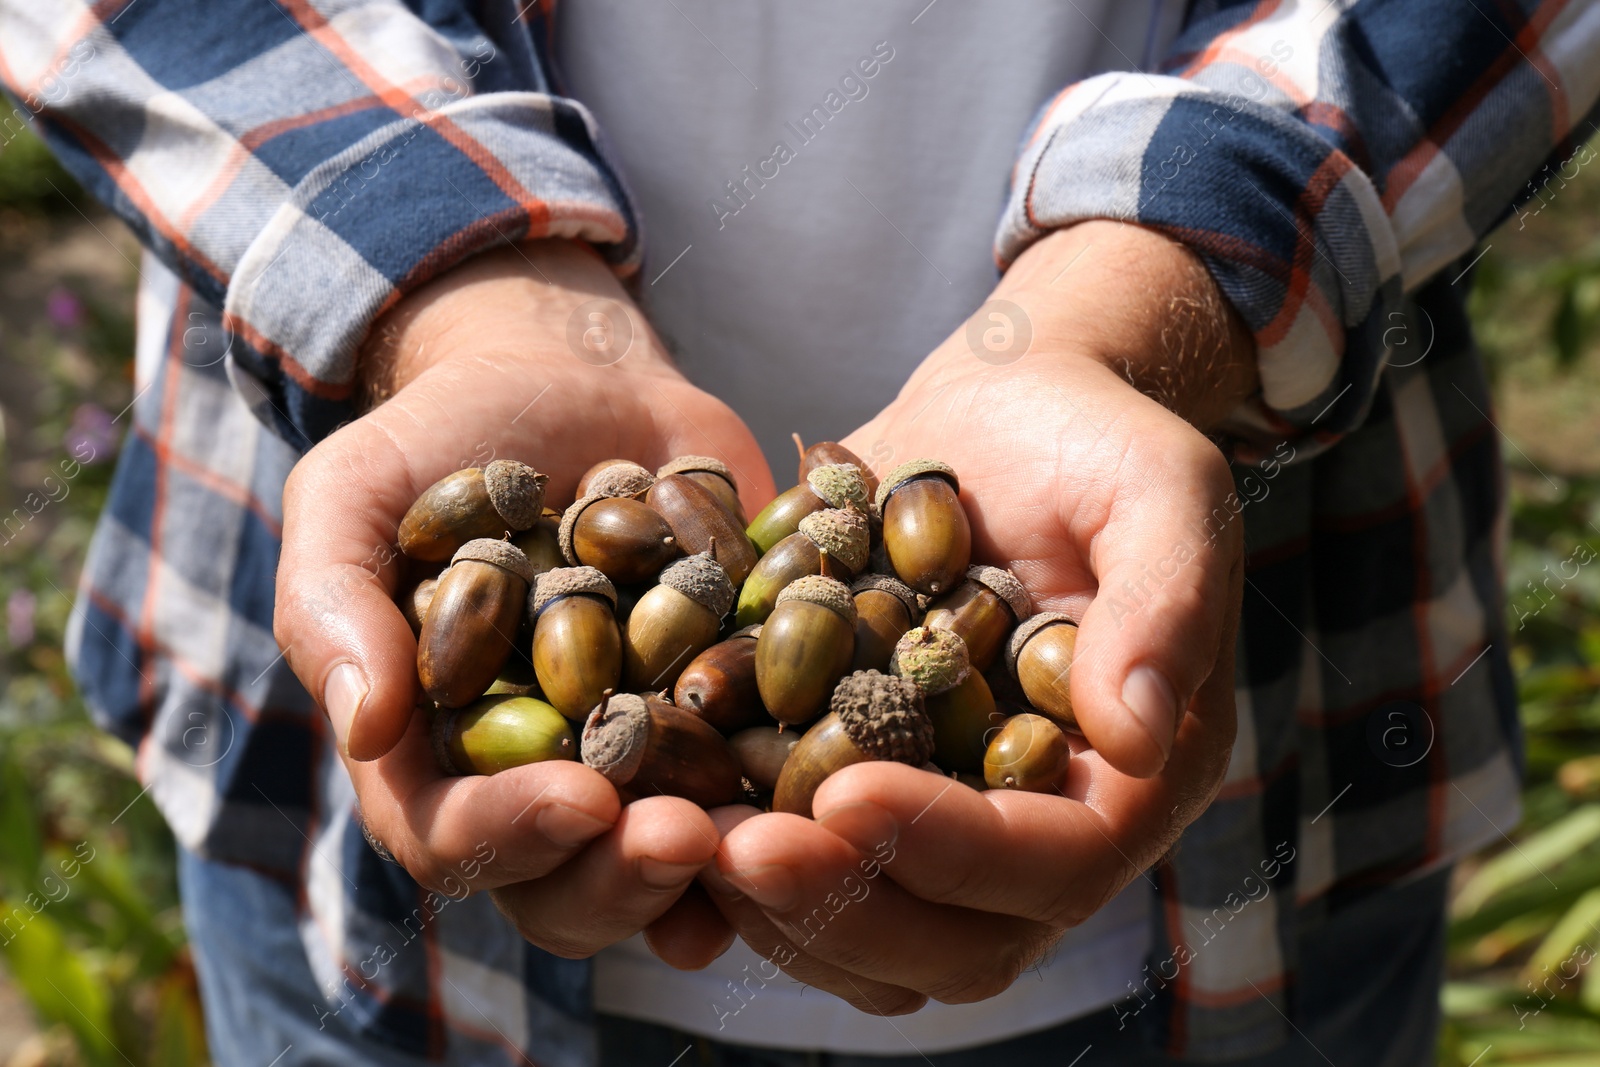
left=775, top=574, right=857, bottom=625
left=581, top=692, right=650, bottom=785
left=830, top=670, right=935, bottom=764
left=1005, top=611, right=1076, bottom=677
left=532, top=565, right=618, bottom=614
left=587, top=461, right=655, bottom=499
left=874, top=458, right=959, bottom=511
left=851, top=573, right=923, bottom=622
left=889, top=626, right=971, bottom=694
left=557, top=495, right=600, bottom=565
left=657, top=455, right=735, bottom=488
left=798, top=508, right=870, bottom=573
left=484, top=460, right=548, bottom=531
left=807, top=463, right=871, bottom=512
left=451, top=538, right=535, bottom=583
left=967, top=565, right=1033, bottom=623
left=658, top=552, right=736, bottom=618
left=730, top=624, right=762, bottom=640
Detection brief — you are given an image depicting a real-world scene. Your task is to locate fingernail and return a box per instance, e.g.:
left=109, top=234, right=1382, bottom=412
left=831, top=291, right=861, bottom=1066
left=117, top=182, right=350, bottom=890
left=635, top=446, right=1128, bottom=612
left=637, top=856, right=703, bottom=891
left=536, top=803, right=612, bottom=849
left=698, top=863, right=745, bottom=901
left=723, top=864, right=799, bottom=912
left=1122, top=664, right=1178, bottom=764
left=324, top=662, right=368, bottom=758
left=815, top=802, right=899, bottom=857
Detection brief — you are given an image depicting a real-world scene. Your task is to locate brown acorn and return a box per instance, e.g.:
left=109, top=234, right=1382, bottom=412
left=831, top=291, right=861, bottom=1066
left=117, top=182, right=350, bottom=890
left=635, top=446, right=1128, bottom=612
left=925, top=565, right=1033, bottom=672
left=576, top=459, right=654, bottom=500
left=674, top=626, right=768, bottom=734
left=1005, top=612, right=1079, bottom=729
left=730, top=725, right=799, bottom=791
left=983, top=713, right=1070, bottom=792
left=432, top=694, right=576, bottom=776
left=646, top=473, right=759, bottom=586
left=658, top=455, right=745, bottom=525
left=622, top=553, right=735, bottom=692
left=530, top=566, right=623, bottom=720
left=794, top=436, right=880, bottom=501
left=582, top=692, right=743, bottom=807
left=559, top=494, right=679, bottom=585
left=401, top=576, right=439, bottom=636
left=735, top=507, right=867, bottom=627
left=745, top=463, right=870, bottom=554
left=511, top=512, right=564, bottom=576
left=874, top=459, right=971, bottom=596
left=890, top=626, right=1000, bottom=774
left=850, top=573, right=923, bottom=673
left=772, top=670, right=935, bottom=817
left=417, top=539, right=535, bottom=708
left=755, top=575, right=857, bottom=725
left=398, top=461, right=548, bottom=562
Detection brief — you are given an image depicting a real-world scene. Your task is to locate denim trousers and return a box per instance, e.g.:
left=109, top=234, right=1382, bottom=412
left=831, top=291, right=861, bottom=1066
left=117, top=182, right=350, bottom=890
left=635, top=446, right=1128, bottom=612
left=178, top=847, right=1448, bottom=1066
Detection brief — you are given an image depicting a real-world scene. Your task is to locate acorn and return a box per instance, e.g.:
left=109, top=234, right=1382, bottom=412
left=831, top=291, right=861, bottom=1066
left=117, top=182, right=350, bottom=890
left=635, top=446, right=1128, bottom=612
left=658, top=455, right=745, bottom=525
left=924, top=565, right=1033, bottom=673
left=772, top=670, right=935, bottom=818
left=511, top=511, right=564, bottom=576
left=530, top=566, right=623, bottom=720
left=875, top=459, right=971, bottom=596
left=849, top=573, right=922, bottom=673
left=1005, top=612, right=1079, bottom=729
left=582, top=692, right=743, bottom=807
left=646, top=473, right=759, bottom=586
left=983, top=713, right=1070, bottom=792
left=398, top=461, right=548, bottom=562
left=890, top=626, right=999, bottom=774
left=576, top=459, right=654, bottom=500
left=674, top=626, right=768, bottom=734
left=755, top=575, right=858, bottom=725
left=745, top=463, right=871, bottom=554
left=417, top=539, right=535, bottom=707
left=559, top=494, right=679, bottom=584
left=432, top=694, right=576, bottom=775
left=622, top=553, right=735, bottom=692
left=730, top=725, right=799, bottom=791
left=401, top=576, right=439, bottom=636
left=735, top=507, right=867, bottom=627
left=794, top=436, right=879, bottom=501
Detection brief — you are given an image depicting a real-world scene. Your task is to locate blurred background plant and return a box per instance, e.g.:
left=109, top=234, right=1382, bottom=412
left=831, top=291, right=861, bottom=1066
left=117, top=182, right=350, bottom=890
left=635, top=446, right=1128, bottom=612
left=2, top=111, right=1600, bottom=1064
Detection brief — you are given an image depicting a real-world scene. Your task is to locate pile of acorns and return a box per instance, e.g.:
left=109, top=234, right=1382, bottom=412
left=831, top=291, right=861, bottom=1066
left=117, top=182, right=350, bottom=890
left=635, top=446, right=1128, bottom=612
left=397, top=441, right=1081, bottom=817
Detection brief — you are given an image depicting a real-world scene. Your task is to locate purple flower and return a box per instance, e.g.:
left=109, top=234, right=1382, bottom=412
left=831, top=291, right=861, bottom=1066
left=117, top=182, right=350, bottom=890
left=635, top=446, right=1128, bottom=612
left=65, top=403, right=117, bottom=464
left=7, top=589, right=36, bottom=649
left=46, top=287, right=85, bottom=330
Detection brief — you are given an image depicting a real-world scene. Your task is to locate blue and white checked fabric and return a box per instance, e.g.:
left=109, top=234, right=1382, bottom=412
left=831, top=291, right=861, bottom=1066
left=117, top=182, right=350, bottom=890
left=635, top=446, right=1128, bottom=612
left=4, top=0, right=1598, bottom=1060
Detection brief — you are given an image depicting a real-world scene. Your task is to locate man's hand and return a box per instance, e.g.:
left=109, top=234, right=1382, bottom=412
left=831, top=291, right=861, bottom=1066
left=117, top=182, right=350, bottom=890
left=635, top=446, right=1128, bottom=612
left=699, top=221, right=1255, bottom=1011
left=274, top=239, right=773, bottom=962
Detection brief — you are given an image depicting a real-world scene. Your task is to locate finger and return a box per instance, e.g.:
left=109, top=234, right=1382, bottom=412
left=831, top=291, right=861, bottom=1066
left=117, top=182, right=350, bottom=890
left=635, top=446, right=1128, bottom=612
left=643, top=883, right=736, bottom=970
left=489, top=795, right=720, bottom=959
left=714, top=812, right=1048, bottom=1004
left=352, top=708, right=621, bottom=891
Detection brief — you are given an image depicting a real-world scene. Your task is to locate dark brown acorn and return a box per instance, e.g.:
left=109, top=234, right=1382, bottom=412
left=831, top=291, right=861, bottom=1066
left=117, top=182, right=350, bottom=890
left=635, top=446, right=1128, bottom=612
left=1005, top=612, right=1079, bottom=729
left=622, top=553, right=735, bottom=692
left=875, top=459, right=971, bottom=596
left=730, top=725, right=799, bottom=791
left=745, top=463, right=870, bottom=554
left=530, top=566, right=623, bottom=720
left=559, top=494, right=679, bottom=585
left=890, top=626, right=1000, bottom=774
left=849, top=573, right=922, bottom=673
left=511, top=511, right=564, bottom=576
left=401, top=576, right=439, bottom=636
left=674, top=626, right=768, bottom=734
left=755, top=575, right=858, bottom=725
left=582, top=692, right=743, bottom=807
left=735, top=507, right=867, bottom=627
left=772, top=670, right=935, bottom=817
left=983, top=713, right=1071, bottom=792
left=646, top=473, right=759, bottom=586
left=794, top=436, right=880, bottom=501
left=575, top=459, right=654, bottom=500
left=398, top=461, right=547, bottom=562
left=417, top=539, right=535, bottom=707
left=658, top=455, right=745, bottom=525
left=924, top=565, right=1033, bottom=673
left=432, top=694, right=576, bottom=775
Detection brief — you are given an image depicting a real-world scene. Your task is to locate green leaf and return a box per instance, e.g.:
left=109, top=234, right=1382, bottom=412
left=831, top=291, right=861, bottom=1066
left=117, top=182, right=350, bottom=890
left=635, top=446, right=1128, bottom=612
left=0, top=902, right=117, bottom=1066
left=1554, top=284, right=1585, bottom=367
left=1454, top=806, right=1600, bottom=917
left=1524, top=887, right=1600, bottom=983
left=0, top=751, right=43, bottom=892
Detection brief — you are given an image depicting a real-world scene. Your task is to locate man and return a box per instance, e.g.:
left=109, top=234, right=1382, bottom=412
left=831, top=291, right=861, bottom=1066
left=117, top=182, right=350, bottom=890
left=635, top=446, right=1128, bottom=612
left=3, top=1, right=1592, bottom=1063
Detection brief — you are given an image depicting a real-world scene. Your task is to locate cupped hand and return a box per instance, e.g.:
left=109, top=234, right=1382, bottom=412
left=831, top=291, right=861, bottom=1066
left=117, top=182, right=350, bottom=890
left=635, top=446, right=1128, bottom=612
left=702, top=221, right=1257, bottom=1011
left=274, top=239, right=773, bottom=961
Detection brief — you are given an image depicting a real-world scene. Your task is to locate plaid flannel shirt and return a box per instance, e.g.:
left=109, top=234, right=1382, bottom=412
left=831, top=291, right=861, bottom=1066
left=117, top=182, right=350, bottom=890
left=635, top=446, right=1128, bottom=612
left=5, top=0, right=1598, bottom=1060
